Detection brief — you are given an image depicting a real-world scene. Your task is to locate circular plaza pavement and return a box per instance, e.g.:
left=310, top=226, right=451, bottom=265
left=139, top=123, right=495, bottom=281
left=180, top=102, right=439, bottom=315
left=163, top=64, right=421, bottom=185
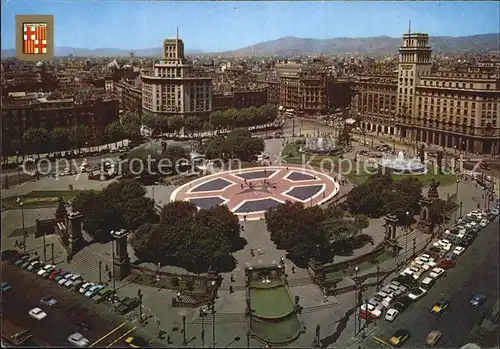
left=170, top=165, right=340, bottom=221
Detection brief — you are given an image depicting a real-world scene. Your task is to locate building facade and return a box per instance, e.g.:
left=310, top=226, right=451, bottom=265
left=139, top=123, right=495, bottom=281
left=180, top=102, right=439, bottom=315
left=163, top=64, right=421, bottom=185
left=355, top=32, right=500, bottom=154
left=141, top=37, right=212, bottom=119
left=2, top=93, right=119, bottom=155
left=212, top=88, right=268, bottom=111
left=114, top=81, right=142, bottom=113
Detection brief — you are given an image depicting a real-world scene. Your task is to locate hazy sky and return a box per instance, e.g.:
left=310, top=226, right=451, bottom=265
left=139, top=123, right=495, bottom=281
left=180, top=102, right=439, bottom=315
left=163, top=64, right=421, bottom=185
left=2, top=1, right=499, bottom=51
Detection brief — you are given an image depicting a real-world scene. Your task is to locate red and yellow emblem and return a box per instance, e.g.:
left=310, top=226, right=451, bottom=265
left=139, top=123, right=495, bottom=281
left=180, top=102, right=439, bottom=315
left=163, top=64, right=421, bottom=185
left=23, top=23, right=48, bottom=55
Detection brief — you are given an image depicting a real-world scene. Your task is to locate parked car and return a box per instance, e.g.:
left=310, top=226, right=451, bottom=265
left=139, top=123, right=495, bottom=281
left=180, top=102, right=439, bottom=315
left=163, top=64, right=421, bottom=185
left=389, top=280, right=408, bottom=294
left=14, top=254, right=30, bottom=266
left=28, top=307, right=47, bottom=320
left=67, top=332, right=90, bottom=348
left=37, top=264, right=56, bottom=277
left=49, top=269, right=63, bottom=280
left=408, top=287, right=427, bottom=301
left=85, top=285, right=104, bottom=298
left=58, top=273, right=74, bottom=285
left=40, top=296, right=58, bottom=308
left=433, top=239, right=452, bottom=251
left=55, top=271, right=71, bottom=282
left=79, top=282, right=95, bottom=294
left=360, top=303, right=383, bottom=318
left=27, top=261, right=43, bottom=272
left=479, top=219, right=489, bottom=227
left=71, top=280, right=85, bottom=292
left=385, top=308, right=399, bottom=322
left=420, top=277, right=436, bottom=290
left=429, top=267, right=446, bottom=279
left=1, top=249, right=19, bottom=261
left=92, top=287, right=114, bottom=303
left=116, top=297, right=140, bottom=315
left=453, top=246, right=466, bottom=256
left=438, top=259, right=455, bottom=269
left=65, top=275, right=82, bottom=288
left=470, top=294, right=487, bottom=307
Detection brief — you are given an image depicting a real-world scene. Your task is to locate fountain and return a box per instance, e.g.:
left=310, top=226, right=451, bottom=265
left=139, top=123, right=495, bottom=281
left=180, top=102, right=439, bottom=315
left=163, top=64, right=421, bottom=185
left=303, top=137, right=339, bottom=154
left=376, top=151, right=427, bottom=175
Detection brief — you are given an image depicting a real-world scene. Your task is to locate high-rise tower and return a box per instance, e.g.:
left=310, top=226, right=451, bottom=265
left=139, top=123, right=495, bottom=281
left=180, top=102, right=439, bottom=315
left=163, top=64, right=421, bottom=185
left=397, top=23, right=433, bottom=139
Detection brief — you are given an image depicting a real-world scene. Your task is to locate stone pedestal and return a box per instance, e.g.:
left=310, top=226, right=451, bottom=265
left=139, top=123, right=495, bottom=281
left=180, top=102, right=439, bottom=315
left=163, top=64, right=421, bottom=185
left=418, top=198, right=434, bottom=234
left=67, top=212, right=84, bottom=254
left=111, top=229, right=131, bottom=281
left=383, top=214, right=399, bottom=256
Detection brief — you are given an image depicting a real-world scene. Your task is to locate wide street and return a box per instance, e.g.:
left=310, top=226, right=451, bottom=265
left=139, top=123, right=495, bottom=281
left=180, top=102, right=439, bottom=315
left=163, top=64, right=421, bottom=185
left=363, top=217, right=499, bottom=349
left=1, top=263, right=155, bottom=347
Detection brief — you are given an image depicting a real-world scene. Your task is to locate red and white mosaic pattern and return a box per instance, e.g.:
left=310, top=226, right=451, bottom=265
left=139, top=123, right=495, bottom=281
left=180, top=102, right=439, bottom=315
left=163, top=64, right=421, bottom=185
left=170, top=166, right=339, bottom=221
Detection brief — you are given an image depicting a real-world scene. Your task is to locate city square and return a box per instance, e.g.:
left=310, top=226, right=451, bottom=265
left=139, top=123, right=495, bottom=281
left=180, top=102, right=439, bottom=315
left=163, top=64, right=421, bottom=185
left=2, top=1, right=500, bottom=348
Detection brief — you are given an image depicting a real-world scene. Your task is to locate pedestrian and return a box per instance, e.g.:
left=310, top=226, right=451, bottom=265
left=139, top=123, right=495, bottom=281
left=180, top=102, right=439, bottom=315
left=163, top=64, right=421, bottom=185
left=324, top=295, right=328, bottom=303
left=230, top=274, right=234, bottom=282
left=240, top=183, right=244, bottom=190
left=229, top=285, right=233, bottom=294
left=14, top=240, right=19, bottom=248
left=291, top=266, right=295, bottom=274
left=257, top=248, right=262, bottom=255
left=243, top=215, right=247, bottom=221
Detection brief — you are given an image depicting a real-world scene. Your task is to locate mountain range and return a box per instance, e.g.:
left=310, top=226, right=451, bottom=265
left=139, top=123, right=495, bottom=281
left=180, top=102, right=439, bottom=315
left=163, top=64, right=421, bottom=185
left=2, top=34, right=498, bottom=57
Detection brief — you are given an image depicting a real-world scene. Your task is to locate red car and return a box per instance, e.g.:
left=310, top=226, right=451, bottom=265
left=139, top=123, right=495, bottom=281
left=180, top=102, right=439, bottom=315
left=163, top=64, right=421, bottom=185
left=438, top=259, right=455, bottom=269
left=48, top=269, right=62, bottom=280
left=359, top=311, right=377, bottom=320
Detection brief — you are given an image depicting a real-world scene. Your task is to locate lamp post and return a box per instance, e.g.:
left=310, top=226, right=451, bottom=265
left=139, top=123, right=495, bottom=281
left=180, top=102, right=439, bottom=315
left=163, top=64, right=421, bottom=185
left=353, top=265, right=359, bottom=337
left=16, top=151, right=21, bottom=185
left=111, top=241, right=116, bottom=293
left=455, top=179, right=460, bottom=222
left=459, top=201, right=463, bottom=218
left=404, top=211, right=410, bottom=263
left=17, top=198, right=26, bottom=253
left=98, top=261, right=102, bottom=284
left=200, top=307, right=206, bottom=348
left=314, top=325, right=321, bottom=347
left=51, top=243, right=55, bottom=264
left=246, top=330, right=251, bottom=348
left=137, top=289, right=143, bottom=323
left=223, top=336, right=240, bottom=348
left=182, top=315, right=187, bottom=346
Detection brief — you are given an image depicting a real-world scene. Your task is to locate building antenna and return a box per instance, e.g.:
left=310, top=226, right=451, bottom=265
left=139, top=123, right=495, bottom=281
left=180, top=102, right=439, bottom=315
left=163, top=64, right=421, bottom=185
left=408, top=20, right=411, bottom=35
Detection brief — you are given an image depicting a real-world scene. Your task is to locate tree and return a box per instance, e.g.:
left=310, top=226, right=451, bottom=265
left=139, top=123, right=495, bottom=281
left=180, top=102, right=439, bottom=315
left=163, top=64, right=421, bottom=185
left=51, top=127, right=71, bottom=152
left=338, top=125, right=352, bottom=146
left=121, top=113, right=141, bottom=141
left=353, top=214, right=370, bottom=235
left=22, top=127, right=50, bottom=154
left=429, top=198, right=455, bottom=225
left=419, top=144, right=425, bottom=164
left=161, top=145, right=191, bottom=175
left=71, top=125, right=91, bottom=151
left=130, top=201, right=242, bottom=272
left=105, top=121, right=125, bottom=145
left=265, top=201, right=327, bottom=266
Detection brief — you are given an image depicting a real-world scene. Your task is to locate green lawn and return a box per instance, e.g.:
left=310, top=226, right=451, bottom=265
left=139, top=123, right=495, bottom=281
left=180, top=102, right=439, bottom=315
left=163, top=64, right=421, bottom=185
left=2, top=190, right=78, bottom=209
left=250, top=316, right=302, bottom=345
left=249, top=286, right=295, bottom=319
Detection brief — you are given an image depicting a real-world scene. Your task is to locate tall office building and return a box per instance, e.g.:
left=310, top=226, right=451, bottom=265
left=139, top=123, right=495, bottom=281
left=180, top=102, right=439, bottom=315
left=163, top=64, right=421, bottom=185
left=355, top=31, right=500, bottom=154
left=141, top=33, right=212, bottom=119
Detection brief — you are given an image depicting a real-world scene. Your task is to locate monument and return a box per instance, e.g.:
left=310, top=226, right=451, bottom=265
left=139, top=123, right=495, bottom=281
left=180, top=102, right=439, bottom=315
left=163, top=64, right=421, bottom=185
left=111, top=229, right=131, bottom=280
left=303, top=137, right=339, bottom=154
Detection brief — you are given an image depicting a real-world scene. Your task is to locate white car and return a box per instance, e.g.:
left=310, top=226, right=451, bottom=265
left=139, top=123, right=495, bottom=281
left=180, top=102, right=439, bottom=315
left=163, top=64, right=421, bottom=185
left=360, top=303, right=382, bottom=318
left=401, top=266, right=424, bottom=280
left=412, top=260, right=432, bottom=271
left=453, top=246, right=466, bottom=256
left=490, top=208, right=499, bottom=216
left=37, top=264, right=55, bottom=277
left=67, top=332, right=90, bottom=348
left=433, top=239, right=452, bottom=251
left=429, top=267, right=446, bottom=279
left=85, top=285, right=103, bottom=298
left=420, top=276, right=435, bottom=289
left=408, top=287, right=427, bottom=301
left=79, top=282, right=94, bottom=294
left=28, top=307, right=47, bottom=320
left=58, top=273, right=73, bottom=286
left=479, top=219, right=489, bottom=228
left=64, top=275, right=81, bottom=288
left=27, top=261, right=43, bottom=271
left=385, top=308, right=399, bottom=322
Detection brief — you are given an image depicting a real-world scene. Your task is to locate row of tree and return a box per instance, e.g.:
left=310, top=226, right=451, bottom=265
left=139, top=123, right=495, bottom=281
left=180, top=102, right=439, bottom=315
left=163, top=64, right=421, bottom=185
left=199, top=129, right=265, bottom=161
left=265, top=201, right=370, bottom=267
left=142, top=104, right=278, bottom=136
left=12, top=113, right=142, bottom=156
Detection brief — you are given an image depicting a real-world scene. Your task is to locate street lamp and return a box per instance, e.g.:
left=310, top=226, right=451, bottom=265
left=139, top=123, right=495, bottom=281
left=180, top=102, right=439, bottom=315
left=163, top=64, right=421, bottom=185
left=182, top=315, right=187, bottom=346
left=16, top=197, right=26, bottom=253
left=353, top=265, right=359, bottom=337
left=137, top=289, right=143, bottom=323
left=405, top=211, right=410, bottom=263
left=200, top=307, right=207, bottom=348
left=245, top=330, right=251, bottom=348
left=455, top=179, right=460, bottom=222
left=223, top=336, right=240, bottom=348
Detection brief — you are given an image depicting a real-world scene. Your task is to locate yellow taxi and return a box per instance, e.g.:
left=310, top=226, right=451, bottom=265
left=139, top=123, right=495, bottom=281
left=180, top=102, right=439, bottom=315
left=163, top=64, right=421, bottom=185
left=431, top=300, right=450, bottom=315
left=389, top=329, right=411, bottom=347
left=425, top=331, right=442, bottom=347
left=124, top=336, right=151, bottom=348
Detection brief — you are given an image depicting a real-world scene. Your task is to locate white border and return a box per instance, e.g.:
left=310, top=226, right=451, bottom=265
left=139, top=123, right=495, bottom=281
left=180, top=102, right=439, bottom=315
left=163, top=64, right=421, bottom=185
left=188, top=195, right=229, bottom=210
left=281, top=183, right=326, bottom=203
left=231, top=196, right=286, bottom=215
left=186, top=177, right=237, bottom=195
